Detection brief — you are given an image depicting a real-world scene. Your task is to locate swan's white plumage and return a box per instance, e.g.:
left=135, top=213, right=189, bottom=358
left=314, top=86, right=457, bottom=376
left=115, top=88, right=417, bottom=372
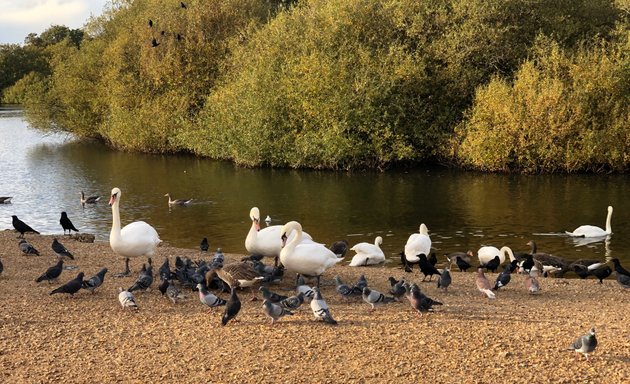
left=477, top=246, right=515, bottom=265
left=404, top=224, right=431, bottom=263
left=245, top=207, right=313, bottom=257
left=279, top=221, right=343, bottom=277
left=349, top=236, right=385, bottom=266
left=109, top=187, right=161, bottom=258
left=566, top=206, right=613, bottom=238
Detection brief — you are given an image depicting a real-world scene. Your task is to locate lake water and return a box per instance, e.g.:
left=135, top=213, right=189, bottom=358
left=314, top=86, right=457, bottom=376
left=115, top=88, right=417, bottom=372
left=1, top=106, right=628, bottom=268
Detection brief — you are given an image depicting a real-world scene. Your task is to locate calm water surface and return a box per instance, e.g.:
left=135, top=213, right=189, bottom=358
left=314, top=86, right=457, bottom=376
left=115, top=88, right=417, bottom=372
left=1, top=107, right=629, bottom=267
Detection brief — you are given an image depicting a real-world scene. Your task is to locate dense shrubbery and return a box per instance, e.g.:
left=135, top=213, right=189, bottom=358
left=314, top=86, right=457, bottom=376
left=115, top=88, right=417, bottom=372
left=3, top=0, right=628, bottom=171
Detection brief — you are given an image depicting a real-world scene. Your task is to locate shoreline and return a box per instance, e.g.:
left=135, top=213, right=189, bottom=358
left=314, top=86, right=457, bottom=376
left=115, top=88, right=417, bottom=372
left=0, top=230, right=628, bottom=383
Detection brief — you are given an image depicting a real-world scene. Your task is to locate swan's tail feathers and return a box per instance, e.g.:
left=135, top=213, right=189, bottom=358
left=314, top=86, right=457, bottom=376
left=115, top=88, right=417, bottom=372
left=481, top=289, right=496, bottom=299
left=564, top=231, right=585, bottom=237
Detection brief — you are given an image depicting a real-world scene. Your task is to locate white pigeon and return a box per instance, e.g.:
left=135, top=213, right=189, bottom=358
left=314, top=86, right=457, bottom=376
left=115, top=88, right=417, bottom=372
left=118, top=287, right=139, bottom=311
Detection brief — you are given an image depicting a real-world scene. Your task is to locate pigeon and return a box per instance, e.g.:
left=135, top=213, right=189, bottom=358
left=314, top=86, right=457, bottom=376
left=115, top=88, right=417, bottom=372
left=524, top=272, right=540, bottom=294
left=296, top=275, right=315, bottom=301
left=35, top=259, right=63, bottom=283
left=481, top=255, right=500, bottom=273
left=158, top=279, right=169, bottom=295
left=19, top=239, right=40, bottom=256
left=405, top=283, right=443, bottom=316
left=12, top=215, right=39, bottom=237
left=51, top=238, right=74, bottom=260
left=259, top=286, right=288, bottom=303
left=389, top=277, right=407, bottom=300
left=568, top=328, right=597, bottom=361
left=128, top=265, right=153, bottom=292
left=362, top=287, right=396, bottom=311
left=262, top=299, right=293, bottom=326
left=82, top=267, right=108, bottom=293
left=310, top=287, right=337, bottom=325
left=113, top=257, right=131, bottom=278
left=334, top=275, right=356, bottom=300
left=241, top=254, right=264, bottom=263
left=50, top=272, right=84, bottom=296
left=200, top=237, right=209, bottom=252
left=158, top=257, right=171, bottom=281
left=166, top=280, right=184, bottom=304
left=59, top=212, right=79, bottom=235
left=476, top=268, right=496, bottom=299
left=437, top=268, right=452, bottom=291
left=210, top=248, right=225, bottom=269
left=221, top=287, right=242, bottom=326
left=151, top=38, right=159, bottom=47
left=493, top=265, right=512, bottom=291
left=329, top=240, right=349, bottom=258
left=118, top=288, right=139, bottom=311
left=278, top=292, right=305, bottom=311
left=352, top=274, right=368, bottom=294
left=606, top=257, right=630, bottom=288
left=196, top=283, right=227, bottom=310
left=418, top=253, right=442, bottom=281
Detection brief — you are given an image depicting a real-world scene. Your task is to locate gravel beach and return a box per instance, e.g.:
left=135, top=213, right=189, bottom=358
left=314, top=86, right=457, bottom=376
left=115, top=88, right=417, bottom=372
left=0, top=230, right=628, bottom=383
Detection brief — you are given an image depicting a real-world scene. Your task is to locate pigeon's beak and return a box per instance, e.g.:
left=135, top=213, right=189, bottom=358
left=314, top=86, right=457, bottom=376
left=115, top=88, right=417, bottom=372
left=109, top=193, right=117, bottom=206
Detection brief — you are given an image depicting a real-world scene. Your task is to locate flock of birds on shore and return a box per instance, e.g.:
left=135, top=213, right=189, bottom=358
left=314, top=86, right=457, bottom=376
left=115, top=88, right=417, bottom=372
left=2, top=188, right=627, bottom=361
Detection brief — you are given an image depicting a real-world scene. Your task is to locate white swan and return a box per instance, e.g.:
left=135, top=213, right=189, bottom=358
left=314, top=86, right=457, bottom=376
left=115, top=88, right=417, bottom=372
left=109, top=187, right=161, bottom=272
left=349, top=236, right=385, bottom=266
left=566, top=206, right=613, bottom=238
left=404, top=224, right=431, bottom=264
left=477, top=246, right=516, bottom=265
left=245, top=207, right=314, bottom=258
left=279, top=221, right=344, bottom=286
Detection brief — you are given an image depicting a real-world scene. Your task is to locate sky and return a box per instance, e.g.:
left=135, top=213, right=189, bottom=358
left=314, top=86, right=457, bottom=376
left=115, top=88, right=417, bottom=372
left=0, top=0, right=109, bottom=45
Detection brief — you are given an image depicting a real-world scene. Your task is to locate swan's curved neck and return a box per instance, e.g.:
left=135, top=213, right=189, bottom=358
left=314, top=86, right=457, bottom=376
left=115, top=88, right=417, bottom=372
left=501, top=246, right=515, bottom=262
left=245, top=218, right=259, bottom=248
left=284, top=222, right=303, bottom=253
left=111, top=200, right=121, bottom=241
left=605, top=208, right=613, bottom=233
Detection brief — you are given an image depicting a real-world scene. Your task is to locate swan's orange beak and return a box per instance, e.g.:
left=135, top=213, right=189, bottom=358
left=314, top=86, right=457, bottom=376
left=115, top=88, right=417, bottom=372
left=109, top=193, right=117, bottom=206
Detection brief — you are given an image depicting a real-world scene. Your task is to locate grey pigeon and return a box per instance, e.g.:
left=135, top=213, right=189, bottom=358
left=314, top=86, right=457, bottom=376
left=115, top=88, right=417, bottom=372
left=352, top=274, right=368, bottom=294
left=158, top=279, right=169, bottom=295
left=259, top=286, right=288, bottom=303
left=118, top=288, right=138, bottom=310
left=568, top=328, right=597, bottom=360
left=166, top=280, right=184, bottom=303
left=492, top=265, right=511, bottom=291
left=59, top=212, right=79, bottom=235
left=210, top=248, right=224, bottom=269
left=196, top=283, right=226, bottom=310
left=158, top=257, right=171, bottom=281
left=262, top=299, right=293, bottom=326
left=405, top=283, right=443, bottom=317
left=334, top=275, right=356, bottom=300
left=437, top=268, right=452, bottom=291
left=389, top=277, right=407, bottom=301
left=51, top=238, right=74, bottom=260
left=12, top=215, right=39, bottom=237
left=362, top=287, right=396, bottom=311
left=50, top=272, right=84, bottom=296
left=128, top=265, right=153, bottom=292
left=296, top=275, right=315, bottom=301
left=606, top=257, right=630, bottom=288
left=221, top=287, right=241, bottom=326
left=310, top=287, right=337, bottom=325
left=19, top=239, right=40, bottom=256
left=82, top=267, right=108, bottom=293
left=278, top=292, right=305, bottom=311
left=35, top=259, right=63, bottom=283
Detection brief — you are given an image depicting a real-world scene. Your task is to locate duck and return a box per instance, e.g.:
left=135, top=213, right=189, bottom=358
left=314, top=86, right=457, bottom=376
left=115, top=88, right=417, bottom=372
left=245, top=207, right=315, bottom=261
left=109, top=187, right=162, bottom=274
left=566, top=206, right=613, bottom=238
left=164, top=193, right=193, bottom=206
left=204, top=261, right=265, bottom=290
left=0, top=196, right=13, bottom=204
left=403, top=224, right=431, bottom=268
left=80, top=191, right=100, bottom=206
left=348, top=236, right=385, bottom=266
left=477, top=246, right=516, bottom=266
left=279, top=221, right=344, bottom=287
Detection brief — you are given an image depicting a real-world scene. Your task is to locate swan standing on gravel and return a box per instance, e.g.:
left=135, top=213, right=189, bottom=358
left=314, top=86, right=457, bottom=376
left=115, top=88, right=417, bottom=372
left=349, top=236, right=385, bottom=266
left=403, top=224, right=431, bottom=268
left=566, top=206, right=613, bottom=238
left=280, top=221, right=344, bottom=287
left=109, top=187, right=161, bottom=274
left=245, top=207, right=314, bottom=262
left=477, top=246, right=516, bottom=266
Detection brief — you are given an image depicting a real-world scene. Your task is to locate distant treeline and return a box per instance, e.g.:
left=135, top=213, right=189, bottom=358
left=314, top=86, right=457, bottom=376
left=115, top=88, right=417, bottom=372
left=1, top=0, right=628, bottom=172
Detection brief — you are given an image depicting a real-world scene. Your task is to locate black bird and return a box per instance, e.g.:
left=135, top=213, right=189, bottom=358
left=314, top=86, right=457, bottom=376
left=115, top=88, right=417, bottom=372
left=418, top=254, right=441, bottom=281
left=19, top=239, right=40, bottom=255
left=180, top=1, right=187, bottom=9
left=492, top=264, right=512, bottom=291
left=151, top=38, right=159, bottom=47
left=400, top=251, right=413, bottom=272
left=520, top=254, right=535, bottom=273
left=200, top=237, right=209, bottom=252
left=35, top=259, right=63, bottom=283
left=572, top=264, right=591, bottom=279
left=404, top=283, right=443, bottom=317
left=176, top=33, right=182, bottom=41
left=148, top=19, right=153, bottom=28
left=481, top=255, right=500, bottom=273
left=454, top=256, right=473, bottom=272
left=590, top=265, right=612, bottom=284
left=329, top=240, right=349, bottom=258
left=50, top=272, right=84, bottom=296
left=606, top=257, right=630, bottom=288
left=128, top=265, right=154, bottom=292
left=428, top=253, right=438, bottom=267
left=52, top=238, right=74, bottom=260
left=12, top=215, right=39, bottom=237
left=221, top=287, right=241, bottom=326
left=161, top=30, right=166, bottom=36
left=82, top=268, right=108, bottom=293
left=59, top=212, right=79, bottom=235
